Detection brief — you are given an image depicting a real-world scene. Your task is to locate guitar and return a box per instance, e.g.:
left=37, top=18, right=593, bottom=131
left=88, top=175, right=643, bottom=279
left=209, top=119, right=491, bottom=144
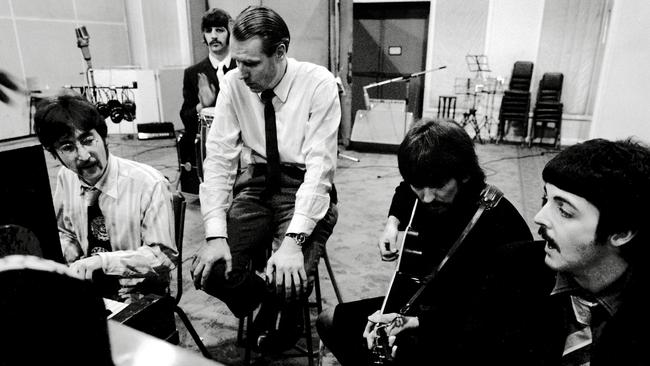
left=369, top=185, right=503, bottom=364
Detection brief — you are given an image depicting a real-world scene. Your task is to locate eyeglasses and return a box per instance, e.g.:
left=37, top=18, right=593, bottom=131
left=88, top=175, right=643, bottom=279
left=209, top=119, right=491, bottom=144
left=55, top=135, right=99, bottom=158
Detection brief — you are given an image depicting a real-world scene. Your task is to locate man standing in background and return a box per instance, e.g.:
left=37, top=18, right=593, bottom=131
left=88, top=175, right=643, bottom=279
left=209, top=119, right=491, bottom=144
left=179, top=7, right=236, bottom=194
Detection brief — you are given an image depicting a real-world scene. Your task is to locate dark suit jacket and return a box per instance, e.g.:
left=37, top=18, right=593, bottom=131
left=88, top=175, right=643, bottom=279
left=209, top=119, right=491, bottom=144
left=179, top=56, right=236, bottom=135
left=178, top=56, right=236, bottom=193
left=459, top=240, right=650, bottom=366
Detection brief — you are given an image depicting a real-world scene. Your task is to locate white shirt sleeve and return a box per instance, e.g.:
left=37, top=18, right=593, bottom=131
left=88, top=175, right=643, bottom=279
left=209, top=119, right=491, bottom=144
left=287, top=77, right=341, bottom=235
left=199, top=79, right=242, bottom=239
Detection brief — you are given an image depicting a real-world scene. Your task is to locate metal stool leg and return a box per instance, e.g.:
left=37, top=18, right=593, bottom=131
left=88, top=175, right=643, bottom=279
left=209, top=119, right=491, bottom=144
left=317, top=248, right=344, bottom=365
left=174, top=305, right=212, bottom=359
left=304, top=300, right=315, bottom=366
left=322, top=249, right=343, bottom=304
left=237, top=316, right=245, bottom=345
left=245, top=315, right=253, bottom=365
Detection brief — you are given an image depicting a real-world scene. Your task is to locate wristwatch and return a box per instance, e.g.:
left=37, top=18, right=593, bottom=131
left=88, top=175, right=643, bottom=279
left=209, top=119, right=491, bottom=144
left=285, top=232, right=307, bottom=246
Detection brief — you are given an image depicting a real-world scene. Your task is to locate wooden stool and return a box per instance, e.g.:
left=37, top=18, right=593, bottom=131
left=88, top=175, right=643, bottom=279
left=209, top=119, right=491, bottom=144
left=437, top=95, right=457, bottom=119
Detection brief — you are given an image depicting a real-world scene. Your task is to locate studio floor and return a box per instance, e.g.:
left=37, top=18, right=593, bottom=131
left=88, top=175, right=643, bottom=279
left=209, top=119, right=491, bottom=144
left=44, top=133, right=556, bottom=366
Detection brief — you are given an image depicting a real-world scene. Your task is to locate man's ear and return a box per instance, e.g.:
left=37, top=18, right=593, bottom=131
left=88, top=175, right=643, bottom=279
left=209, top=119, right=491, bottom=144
left=610, top=230, right=636, bottom=248
left=275, top=44, right=286, bottom=59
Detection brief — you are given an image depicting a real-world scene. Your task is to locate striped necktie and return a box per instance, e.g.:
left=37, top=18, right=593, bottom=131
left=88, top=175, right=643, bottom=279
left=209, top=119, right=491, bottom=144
left=562, top=295, right=597, bottom=366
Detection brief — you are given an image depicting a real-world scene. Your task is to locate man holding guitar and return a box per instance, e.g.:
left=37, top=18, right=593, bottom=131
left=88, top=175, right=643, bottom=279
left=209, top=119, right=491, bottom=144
left=317, top=118, right=532, bottom=365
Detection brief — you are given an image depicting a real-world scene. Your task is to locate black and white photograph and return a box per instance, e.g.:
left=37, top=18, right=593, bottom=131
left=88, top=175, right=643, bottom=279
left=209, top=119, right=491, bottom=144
left=1, top=1, right=649, bottom=365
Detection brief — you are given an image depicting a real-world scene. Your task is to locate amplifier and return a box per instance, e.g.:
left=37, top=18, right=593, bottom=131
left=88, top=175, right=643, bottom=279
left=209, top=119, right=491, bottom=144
left=137, top=122, right=176, bottom=140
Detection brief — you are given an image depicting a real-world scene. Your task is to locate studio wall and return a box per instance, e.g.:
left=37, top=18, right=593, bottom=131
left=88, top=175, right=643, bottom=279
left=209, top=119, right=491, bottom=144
left=0, top=0, right=131, bottom=140
left=589, top=0, right=650, bottom=143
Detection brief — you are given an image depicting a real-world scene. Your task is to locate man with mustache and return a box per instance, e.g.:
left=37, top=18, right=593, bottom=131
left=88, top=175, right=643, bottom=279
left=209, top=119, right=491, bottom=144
left=191, top=5, right=340, bottom=353
left=34, top=93, right=177, bottom=302
left=458, top=138, right=650, bottom=365
left=317, top=118, right=532, bottom=365
left=179, top=7, right=236, bottom=194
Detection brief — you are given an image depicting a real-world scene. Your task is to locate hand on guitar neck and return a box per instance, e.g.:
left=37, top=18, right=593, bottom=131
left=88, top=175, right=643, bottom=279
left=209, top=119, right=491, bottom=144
left=378, top=216, right=401, bottom=261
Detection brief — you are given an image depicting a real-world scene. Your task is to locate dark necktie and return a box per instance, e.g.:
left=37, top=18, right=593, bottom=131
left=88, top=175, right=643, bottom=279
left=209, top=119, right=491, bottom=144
left=84, top=187, right=111, bottom=255
left=562, top=295, right=597, bottom=366
left=261, top=89, right=280, bottom=193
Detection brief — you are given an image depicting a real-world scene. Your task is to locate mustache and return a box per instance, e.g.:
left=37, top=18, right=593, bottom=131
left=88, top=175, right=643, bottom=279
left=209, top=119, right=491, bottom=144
left=538, top=227, right=558, bottom=250
left=209, top=40, right=222, bottom=46
left=77, top=159, right=98, bottom=169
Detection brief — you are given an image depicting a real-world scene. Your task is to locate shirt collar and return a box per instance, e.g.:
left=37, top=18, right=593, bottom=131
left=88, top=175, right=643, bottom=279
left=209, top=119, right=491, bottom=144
left=79, top=153, right=118, bottom=199
left=263, top=58, right=296, bottom=103
left=208, top=52, right=231, bottom=70
left=550, top=270, right=630, bottom=316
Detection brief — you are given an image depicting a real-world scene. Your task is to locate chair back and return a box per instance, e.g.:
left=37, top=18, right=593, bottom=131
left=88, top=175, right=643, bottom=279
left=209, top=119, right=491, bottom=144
left=0, top=224, right=42, bottom=257
left=172, top=191, right=186, bottom=304
left=509, top=61, right=534, bottom=91
left=537, top=72, right=564, bottom=103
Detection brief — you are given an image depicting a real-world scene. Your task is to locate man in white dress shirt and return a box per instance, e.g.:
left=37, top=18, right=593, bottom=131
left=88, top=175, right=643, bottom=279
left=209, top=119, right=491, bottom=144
left=191, top=5, right=340, bottom=352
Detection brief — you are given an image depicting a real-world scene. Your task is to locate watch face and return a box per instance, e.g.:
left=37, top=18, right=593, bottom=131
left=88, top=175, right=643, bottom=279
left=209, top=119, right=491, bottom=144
left=288, top=233, right=306, bottom=245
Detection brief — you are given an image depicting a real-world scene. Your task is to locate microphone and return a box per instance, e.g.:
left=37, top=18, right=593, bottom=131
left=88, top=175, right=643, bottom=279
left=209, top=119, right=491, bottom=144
left=75, top=26, right=92, bottom=68
left=363, top=87, right=371, bottom=110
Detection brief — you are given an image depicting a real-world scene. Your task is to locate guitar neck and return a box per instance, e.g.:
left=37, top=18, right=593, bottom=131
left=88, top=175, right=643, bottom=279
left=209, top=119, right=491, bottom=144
left=380, top=198, right=419, bottom=315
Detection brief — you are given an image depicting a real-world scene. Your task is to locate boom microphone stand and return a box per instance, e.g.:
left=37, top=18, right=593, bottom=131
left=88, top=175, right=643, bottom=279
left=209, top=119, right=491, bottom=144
left=362, top=66, right=447, bottom=136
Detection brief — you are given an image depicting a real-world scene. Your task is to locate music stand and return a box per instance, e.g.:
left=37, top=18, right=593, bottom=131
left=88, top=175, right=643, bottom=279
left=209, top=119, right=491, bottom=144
left=466, top=54, right=491, bottom=79
left=458, top=55, right=492, bottom=143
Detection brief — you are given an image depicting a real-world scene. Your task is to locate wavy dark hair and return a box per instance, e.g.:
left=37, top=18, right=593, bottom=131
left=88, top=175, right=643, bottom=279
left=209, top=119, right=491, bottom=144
left=232, top=5, right=290, bottom=56
left=543, top=138, right=650, bottom=261
left=398, top=118, right=485, bottom=194
left=33, top=93, right=107, bottom=154
left=201, top=7, right=232, bottom=42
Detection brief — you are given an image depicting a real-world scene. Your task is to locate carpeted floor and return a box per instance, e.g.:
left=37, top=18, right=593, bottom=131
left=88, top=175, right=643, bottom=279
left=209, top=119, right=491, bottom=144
left=44, top=134, right=558, bottom=366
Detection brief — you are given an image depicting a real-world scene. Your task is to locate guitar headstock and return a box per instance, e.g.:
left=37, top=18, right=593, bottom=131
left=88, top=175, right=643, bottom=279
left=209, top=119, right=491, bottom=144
left=480, top=185, right=503, bottom=210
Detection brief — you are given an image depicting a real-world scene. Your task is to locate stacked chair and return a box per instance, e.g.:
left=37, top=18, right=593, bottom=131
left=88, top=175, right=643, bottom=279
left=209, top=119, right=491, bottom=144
left=497, top=61, right=534, bottom=143
left=530, top=72, right=564, bottom=146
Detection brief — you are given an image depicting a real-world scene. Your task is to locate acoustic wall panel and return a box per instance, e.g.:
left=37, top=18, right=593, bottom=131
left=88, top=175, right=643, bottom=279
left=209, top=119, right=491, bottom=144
left=11, top=0, right=74, bottom=19
left=75, top=0, right=125, bottom=23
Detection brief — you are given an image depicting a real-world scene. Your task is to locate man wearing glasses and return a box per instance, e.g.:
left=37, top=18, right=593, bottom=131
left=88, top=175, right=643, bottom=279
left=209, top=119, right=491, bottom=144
left=33, top=93, right=177, bottom=301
